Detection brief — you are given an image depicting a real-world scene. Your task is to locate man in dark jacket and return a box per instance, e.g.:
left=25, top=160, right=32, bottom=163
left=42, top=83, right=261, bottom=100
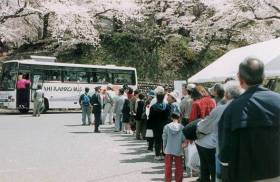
left=218, top=58, right=280, bottom=182
left=91, top=86, right=102, bottom=133
left=148, top=92, right=171, bottom=160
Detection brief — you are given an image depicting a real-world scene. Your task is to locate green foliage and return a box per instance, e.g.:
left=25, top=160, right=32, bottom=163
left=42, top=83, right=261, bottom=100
left=9, top=18, right=230, bottom=82
left=56, top=19, right=227, bottom=82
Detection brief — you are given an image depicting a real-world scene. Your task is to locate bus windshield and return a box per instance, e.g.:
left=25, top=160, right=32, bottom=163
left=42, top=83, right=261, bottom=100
left=0, top=62, right=18, bottom=91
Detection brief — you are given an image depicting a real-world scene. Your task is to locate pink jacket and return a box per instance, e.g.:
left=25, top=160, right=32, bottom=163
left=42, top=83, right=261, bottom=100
left=16, top=79, right=31, bottom=89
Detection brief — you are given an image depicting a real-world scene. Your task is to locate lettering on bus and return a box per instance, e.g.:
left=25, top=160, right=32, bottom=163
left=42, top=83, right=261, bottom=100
left=43, top=86, right=82, bottom=92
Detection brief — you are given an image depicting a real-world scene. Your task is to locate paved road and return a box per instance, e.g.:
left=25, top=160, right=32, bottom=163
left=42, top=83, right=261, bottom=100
left=0, top=113, right=197, bottom=182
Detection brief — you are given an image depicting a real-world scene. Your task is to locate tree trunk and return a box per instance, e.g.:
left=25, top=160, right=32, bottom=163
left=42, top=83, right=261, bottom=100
left=42, top=13, right=50, bottom=39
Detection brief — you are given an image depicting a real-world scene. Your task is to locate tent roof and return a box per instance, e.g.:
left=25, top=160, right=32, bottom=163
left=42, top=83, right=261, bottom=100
left=188, top=38, right=280, bottom=83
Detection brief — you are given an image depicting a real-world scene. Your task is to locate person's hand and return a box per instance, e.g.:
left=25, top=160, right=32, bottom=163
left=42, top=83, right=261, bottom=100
left=182, top=141, right=188, bottom=148
left=182, top=142, right=188, bottom=149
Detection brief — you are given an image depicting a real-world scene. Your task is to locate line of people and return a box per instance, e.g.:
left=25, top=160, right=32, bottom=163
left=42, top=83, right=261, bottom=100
left=143, top=58, right=280, bottom=182
left=79, top=58, right=280, bottom=182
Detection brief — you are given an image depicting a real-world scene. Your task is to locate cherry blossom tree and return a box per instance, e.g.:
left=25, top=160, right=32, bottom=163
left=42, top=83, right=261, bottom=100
left=0, top=0, right=142, bottom=49
left=139, top=0, right=280, bottom=51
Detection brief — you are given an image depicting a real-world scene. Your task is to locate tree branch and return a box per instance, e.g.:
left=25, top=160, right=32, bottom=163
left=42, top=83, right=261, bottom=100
left=0, top=1, right=28, bottom=23
left=247, top=4, right=280, bottom=20
left=264, top=0, right=280, bottom=13
left=0, top=12, right=38, bottom=24
left=93, top=9, right=117, bottom=17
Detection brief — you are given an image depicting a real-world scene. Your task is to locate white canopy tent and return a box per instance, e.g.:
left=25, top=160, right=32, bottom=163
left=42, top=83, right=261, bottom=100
left=188, top=38, right=280, bottom=83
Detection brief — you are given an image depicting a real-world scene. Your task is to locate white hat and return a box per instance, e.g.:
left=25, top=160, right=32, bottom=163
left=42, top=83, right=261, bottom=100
left=107, top=84, right=113, bottom=89
left=154, top=86, right=165, bottom=94
left=187, top=84, right=196, bottom=91
left=168, top=91, right=179, bottom=102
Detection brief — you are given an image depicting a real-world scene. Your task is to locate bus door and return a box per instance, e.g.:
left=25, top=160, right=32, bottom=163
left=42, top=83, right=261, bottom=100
left=16, top=70, right=31, bottom=111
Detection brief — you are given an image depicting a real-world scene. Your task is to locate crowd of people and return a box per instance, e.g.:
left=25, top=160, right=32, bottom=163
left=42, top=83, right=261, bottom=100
left=79, top=58, right=279, bottom=182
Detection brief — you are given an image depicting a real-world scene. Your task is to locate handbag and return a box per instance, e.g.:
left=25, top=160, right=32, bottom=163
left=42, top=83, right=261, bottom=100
left=146, top=129, right=154, bottom=138
left=183, top=119, right=202, bottom=140
left=187, top=143, right=200, bottom=172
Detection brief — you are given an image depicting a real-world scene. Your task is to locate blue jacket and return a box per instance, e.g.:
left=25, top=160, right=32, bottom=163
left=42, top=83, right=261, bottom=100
left=163, top=122, right=185, bottom=156
left=218, top=85, right=280, bottom=181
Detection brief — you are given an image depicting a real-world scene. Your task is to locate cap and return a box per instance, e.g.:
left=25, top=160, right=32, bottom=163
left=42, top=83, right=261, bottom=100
left=187, top=84, right=196, bottom=91
left=107, top=84, right=113, bottom=89
left=154, top=86, right=165, bottom=94
left=147, top=90, right=156, bottom=97
left=168, top=91, right=179, bottom=101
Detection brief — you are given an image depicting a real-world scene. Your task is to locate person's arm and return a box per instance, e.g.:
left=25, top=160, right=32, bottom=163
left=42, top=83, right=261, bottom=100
left=162, top=125, right=168, bottom=150
left=197, top=107, right=220, bottom=134
left=147, top=106, right=155, bottom=128
left=88, top=95, right=92, bottom=107
left=189, top=102, right=199, bottom=122
left=180, top=101, right=185, bottom=117
left=34, top=92, right=37, bottom=100
left=79, top=95, right=83, bottom=106
left=114, top=98, right=120, bottom=114
left=218, top=107, right=232, bottom=165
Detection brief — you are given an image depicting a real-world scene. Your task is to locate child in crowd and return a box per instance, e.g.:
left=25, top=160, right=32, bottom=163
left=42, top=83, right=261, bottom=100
left=33, top=84, right=44, bottom=117
left=163, top=111, right=186, bottom=182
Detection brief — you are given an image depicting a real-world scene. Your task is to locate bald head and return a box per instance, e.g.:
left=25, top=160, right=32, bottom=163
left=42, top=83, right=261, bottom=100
left=238, top=58, right=264, bottom=86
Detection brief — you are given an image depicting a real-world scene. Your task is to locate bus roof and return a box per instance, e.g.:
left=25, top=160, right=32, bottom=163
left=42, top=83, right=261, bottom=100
left=4, top=59, right=136, bottom=71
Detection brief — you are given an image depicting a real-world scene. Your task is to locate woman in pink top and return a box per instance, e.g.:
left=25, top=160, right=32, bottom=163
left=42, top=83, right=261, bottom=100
left=16, top=74, right=31, bottom=109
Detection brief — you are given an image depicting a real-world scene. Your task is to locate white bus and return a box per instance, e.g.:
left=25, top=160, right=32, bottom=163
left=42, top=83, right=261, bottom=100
left=0, top=56, right=137, bottom=113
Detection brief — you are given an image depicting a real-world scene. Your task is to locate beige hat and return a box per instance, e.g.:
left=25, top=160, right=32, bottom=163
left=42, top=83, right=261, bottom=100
left=154, top=86, right=165, bottom=94
left=168, top=91, right=179, bottom=102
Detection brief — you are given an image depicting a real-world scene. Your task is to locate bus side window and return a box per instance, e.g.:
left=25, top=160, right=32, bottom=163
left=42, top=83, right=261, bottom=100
left=112, top=71, right=134, bottom=85
left=90, top=72, right=98, bottom=83
left=63, top=71, right=77, bottom=82
left=77, top=72, right=88, bottom=83
left=96, top=72, right=110, bottom=84
left=45, top=70, right=62, bottom=82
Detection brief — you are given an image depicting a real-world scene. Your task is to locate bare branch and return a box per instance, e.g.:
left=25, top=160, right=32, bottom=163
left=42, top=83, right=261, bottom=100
left=93, top=9, right=117, bottom=17
left=0, top=12, right=39, bottom=24
left=264, top=0, right=280, bottom=13
left=247, top=4, right=280, bottom=20
left=0, top=1, right=28, bottom=23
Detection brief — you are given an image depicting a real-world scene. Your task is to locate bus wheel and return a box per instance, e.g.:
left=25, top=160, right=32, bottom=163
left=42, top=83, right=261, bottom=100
left=18, top=108, right=29, bottom=113
left=42, top=98, right=49, bottom=113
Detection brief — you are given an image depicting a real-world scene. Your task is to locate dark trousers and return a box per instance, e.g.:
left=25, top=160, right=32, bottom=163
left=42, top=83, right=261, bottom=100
left=136, top=119, right=146, bottom=139
left=154, top=129, right=163, bottom=156
left=196, top=144, right=216, bottom=182
left=94, top=111, right=101, bottom=132
left=147, top=137, right=154, bottom=150
left=17, top=88, right=29, bottom=107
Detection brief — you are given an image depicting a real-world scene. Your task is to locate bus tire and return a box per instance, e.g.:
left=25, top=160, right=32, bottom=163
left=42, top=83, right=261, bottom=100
left=42, top=98, right=49, bottom=113
left=18, top=108, right=29, bottom=113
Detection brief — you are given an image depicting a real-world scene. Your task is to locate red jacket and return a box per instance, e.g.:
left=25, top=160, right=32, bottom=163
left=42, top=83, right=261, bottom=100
left=189, top=96, right=216, bottom=122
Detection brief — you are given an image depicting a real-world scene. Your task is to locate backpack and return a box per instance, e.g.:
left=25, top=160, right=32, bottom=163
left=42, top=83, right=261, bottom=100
left=82, top=94, right=90, bottom=106
left=107, top=93, right=114, bottom=105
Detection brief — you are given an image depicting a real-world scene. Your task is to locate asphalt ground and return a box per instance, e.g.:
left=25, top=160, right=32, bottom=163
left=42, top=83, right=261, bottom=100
left=0, top=112, right=197, bottom=182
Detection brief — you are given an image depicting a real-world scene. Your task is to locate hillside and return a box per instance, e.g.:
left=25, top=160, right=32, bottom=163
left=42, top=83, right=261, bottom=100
left=0, top=0, right=279, bottom=82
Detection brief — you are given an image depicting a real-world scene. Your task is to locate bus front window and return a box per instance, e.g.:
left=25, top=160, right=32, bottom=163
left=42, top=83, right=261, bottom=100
left=0, top=62, right=18, bottom=91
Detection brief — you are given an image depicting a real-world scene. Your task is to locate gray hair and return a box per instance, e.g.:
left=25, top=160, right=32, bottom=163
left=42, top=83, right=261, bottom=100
left=224, top=81, right=243, bottom=100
